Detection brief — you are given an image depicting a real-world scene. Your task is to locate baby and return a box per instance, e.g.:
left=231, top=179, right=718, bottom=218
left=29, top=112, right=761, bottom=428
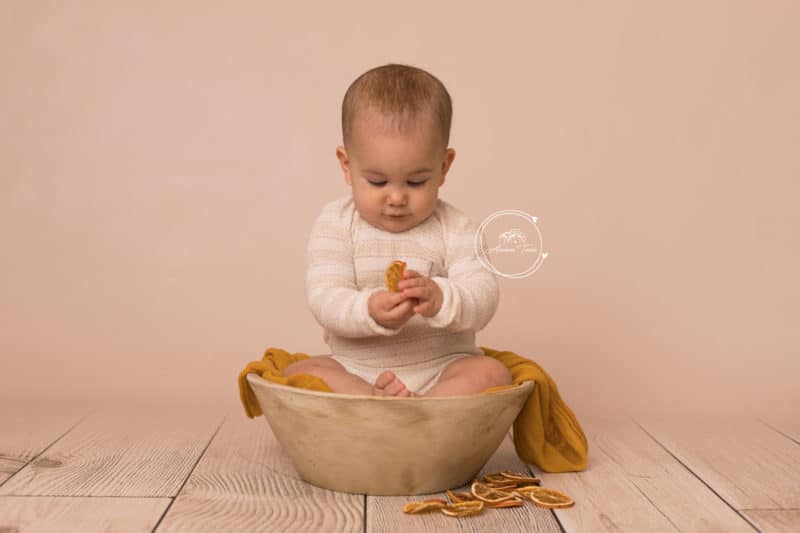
left=284, top=63, right=512, bottom=397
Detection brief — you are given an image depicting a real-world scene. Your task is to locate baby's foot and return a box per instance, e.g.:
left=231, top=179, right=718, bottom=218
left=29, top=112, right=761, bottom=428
left=373, top=370, right=417, bottom=397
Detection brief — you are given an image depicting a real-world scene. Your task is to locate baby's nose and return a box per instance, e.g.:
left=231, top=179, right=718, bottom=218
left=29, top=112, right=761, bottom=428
left=387, top=190, right=407, bottom=205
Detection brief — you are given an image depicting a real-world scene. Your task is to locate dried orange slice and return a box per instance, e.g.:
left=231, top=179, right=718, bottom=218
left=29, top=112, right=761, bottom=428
left=402, top=498, right=448, bottom=513
left=485, top=481, right=519, bottom=490
left=485, top=497, right=525, bottom=508
left=481, top=473, right=509, bottom=484
left=446, top=489, right=476, bottom=503
left=510, top=485, right=541, bottom=499
left=471, top=481, right=515, bottom=503
left=384, top=260, right=406, bottom=292
left=499, top=470, right=541, bottom=485
left=440, top=500, right=484, bottom=517
left=527, top=487, right=575, bottom=509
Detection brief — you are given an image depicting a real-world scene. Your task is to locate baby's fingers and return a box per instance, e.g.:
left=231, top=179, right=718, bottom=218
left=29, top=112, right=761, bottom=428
left=402, top=269, right=421, bottom=279
left=388, top=290, right=412, bottom=307
left=388, top=298, right=415, bottom=317
left=413, top=299, right=432, bottom=316
left=401, top=285, right=429, bottom=300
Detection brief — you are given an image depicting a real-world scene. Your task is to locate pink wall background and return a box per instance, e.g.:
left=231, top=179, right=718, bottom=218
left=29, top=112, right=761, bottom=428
left=2, top=2, right=798, bottom=418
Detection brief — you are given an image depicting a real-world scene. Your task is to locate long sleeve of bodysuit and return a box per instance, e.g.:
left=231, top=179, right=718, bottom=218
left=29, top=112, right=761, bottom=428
left=423, top=204, right=500, bottom=332
left=305, top=201, right=405, bottom=338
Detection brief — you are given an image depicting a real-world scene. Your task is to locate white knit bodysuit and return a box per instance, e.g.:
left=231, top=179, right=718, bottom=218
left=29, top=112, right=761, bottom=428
left=306, top=195, right=500, bottom=394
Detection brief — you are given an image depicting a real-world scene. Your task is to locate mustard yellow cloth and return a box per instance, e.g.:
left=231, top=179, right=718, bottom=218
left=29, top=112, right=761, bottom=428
left=238, top=346, right=588, bottom=473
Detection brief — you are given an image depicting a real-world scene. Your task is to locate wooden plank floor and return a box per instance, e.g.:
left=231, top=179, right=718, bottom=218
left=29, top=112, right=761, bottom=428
left=1, top=398, right=797, bottom=532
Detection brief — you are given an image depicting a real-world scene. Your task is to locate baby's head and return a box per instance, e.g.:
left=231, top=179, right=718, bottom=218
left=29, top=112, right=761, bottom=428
left=336, top=64, right=456, bottom=233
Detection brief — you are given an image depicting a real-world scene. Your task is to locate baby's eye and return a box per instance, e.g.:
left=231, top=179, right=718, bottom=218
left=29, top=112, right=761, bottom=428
left=366, top=178, right=429, bottom=187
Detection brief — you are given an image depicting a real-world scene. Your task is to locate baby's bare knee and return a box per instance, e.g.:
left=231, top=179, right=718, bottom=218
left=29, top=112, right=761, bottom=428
left=442, top=355, right=511, bottom=389
left=480, top=356, right=513, bottom=387
left=283, top=355, right=343, bottom=377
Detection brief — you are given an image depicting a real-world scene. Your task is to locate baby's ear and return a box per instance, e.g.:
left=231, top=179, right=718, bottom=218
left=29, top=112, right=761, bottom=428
left=335, top=146, right=352, bottom=184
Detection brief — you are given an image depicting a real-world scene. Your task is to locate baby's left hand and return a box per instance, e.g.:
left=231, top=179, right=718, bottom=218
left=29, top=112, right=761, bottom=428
left=397, top=269, right=443, bottom=318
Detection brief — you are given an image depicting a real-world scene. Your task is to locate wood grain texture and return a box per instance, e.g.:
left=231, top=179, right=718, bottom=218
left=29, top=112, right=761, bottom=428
left=2, top=398, right=793, bottom=533
left=157, top=401, right=364, bottom=533
left=754, top=413, right=800, bottom=532
left=0, top=400, right=91, bottom=485
left=366, top=432, right=561, bottom=532
left=741, top=509, right=800, bottom=533
left=534, top=416, right=759, bottom=532
left=760, top=413, right=800, bottom=448
left=636, top=415, right=800, bottom=510
left=0, top=496, right=169, bottom=533
left=0, top=401, right=225, bottom=497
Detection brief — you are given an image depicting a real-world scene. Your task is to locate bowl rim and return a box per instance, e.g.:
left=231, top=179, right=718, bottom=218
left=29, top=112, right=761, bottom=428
left=246, top=372, right=535, bottom=402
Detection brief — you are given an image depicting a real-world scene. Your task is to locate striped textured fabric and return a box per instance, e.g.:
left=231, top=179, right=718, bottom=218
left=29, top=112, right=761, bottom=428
left=306, top=195, right=500, bottom=370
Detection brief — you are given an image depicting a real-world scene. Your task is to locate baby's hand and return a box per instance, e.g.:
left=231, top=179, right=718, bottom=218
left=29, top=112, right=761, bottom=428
left=368, top=289, right=417, bottom=330
left=397, top=270, right=443, bottom=318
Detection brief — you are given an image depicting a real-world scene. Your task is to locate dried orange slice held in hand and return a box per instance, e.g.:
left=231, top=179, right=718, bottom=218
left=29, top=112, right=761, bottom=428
left=384, top=260, right=406, bottom=292
left=527, top=486, right=575, bottom=509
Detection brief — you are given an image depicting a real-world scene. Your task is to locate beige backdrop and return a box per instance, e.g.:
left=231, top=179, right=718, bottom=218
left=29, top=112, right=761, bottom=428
left=1, top=2, right=797, bottom=418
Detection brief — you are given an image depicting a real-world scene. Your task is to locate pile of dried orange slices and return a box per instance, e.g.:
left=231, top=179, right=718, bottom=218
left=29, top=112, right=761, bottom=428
left=402, top=470, right=574, bottom=518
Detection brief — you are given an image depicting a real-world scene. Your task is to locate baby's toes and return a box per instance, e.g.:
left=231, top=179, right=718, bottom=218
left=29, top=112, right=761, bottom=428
left=385, top=377, right=411, bottom=396
left=374, top=370, right=397, bottom=390
left=397, top=387, right=416, bottom=398
left=383, top=378, right=406, bottom=396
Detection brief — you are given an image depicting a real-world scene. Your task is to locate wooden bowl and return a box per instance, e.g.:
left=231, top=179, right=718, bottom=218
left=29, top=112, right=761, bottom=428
left=245, top=373, right=535, bottom=495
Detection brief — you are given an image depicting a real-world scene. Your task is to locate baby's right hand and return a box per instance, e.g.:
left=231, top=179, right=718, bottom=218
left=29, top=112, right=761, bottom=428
left=368, top=290, right=418, bottom=330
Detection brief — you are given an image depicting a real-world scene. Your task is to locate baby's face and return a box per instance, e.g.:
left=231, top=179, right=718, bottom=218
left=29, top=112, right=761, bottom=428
left=336, top=109, right=455, bottom=233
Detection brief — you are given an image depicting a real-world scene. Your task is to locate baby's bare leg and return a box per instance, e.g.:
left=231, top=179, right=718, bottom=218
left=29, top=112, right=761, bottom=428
left=283, top=356, right=374, bottom=395
left=422, top=355, right=512, bottom=397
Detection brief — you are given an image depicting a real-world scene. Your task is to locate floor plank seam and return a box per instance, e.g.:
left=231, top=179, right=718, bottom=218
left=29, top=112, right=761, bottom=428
left=150, top=412, right=228, bottom=533
left=630, top=477, right=681, bottom=531
left=550, top=507, right=567, bottom=533
left=0, top=407, right=97, bottom=491
left=740, top=507, right=800, bottom=511
left=362, top=493, right=367, bottom=533
left=518, top=433, right=566, bottom=533
left=756, top=417, right=800, bottom=447
left=631, top=418, right=762, bottom=532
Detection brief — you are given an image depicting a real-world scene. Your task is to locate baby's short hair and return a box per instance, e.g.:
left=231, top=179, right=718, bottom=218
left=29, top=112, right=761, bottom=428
left=341, top=63, right=452, bottom=151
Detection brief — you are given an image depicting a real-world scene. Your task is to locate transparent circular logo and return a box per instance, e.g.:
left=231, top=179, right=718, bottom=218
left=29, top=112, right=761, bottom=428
left=474, top=210, right=549, bottom=278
